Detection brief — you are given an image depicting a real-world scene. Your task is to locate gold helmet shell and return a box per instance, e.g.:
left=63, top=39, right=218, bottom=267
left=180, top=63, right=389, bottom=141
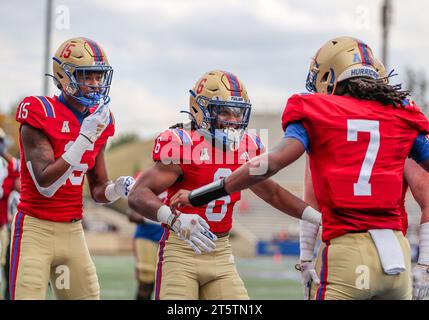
left=306, top=36, right=379, bottom=94
left=52, top=37, right=113, bottom=106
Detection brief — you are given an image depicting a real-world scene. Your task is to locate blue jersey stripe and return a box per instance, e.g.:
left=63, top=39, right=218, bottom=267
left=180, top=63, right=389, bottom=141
left=38, top=96, right=54, bottom=118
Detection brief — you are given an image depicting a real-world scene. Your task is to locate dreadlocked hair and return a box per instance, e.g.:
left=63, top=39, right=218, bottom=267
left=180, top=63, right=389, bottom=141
left=334, top=77, right=410, bottom=108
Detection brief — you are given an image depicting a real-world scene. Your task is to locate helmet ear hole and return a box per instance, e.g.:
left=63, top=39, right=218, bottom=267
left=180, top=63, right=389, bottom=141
left=321, top=72, right=330, bottom=82
left=191, top=106, right=198, bottom=114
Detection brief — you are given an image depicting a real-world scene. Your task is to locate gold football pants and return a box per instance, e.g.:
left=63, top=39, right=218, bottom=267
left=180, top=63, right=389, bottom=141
left=311, top=231, right=411, bottom=300
left=9, top=212, right=100, bottom=300
left=154, top=228, right=249, bottom=300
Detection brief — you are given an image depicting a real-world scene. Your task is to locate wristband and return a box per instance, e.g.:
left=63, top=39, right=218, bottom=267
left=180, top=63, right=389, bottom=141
left=62, top=134, right=92, bottom=167
left=105, top=182, right=120, bottom=202
left=157, top=205, right=173, bottom=225
left=302, top=206, right=321, bottom=225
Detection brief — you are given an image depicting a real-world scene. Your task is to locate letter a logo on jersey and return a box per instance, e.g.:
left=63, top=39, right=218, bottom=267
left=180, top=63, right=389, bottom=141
left=240, top=152, right=249, bottom=161
left=200, top=148, right=210, bottom=161
left=61, top=121, right=70, bottom=133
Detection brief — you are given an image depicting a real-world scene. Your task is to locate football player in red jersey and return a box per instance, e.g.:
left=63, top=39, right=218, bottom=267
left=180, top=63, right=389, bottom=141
left=128, top=70, right=322, bottom=300
left=11, top=37, right=135, bottom=300
left=171, top=37, right=429, bottom=300
left=298, top=59, right=429, bottom=300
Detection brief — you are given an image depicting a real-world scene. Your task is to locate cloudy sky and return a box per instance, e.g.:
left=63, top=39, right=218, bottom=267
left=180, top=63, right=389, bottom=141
left=1, top=0, right=428, bottom=138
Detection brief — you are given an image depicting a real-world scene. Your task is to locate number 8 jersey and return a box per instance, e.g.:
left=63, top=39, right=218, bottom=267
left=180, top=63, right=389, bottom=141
left=15, top=95, right=115, bottom=222
left=282, top=93, right=429, bottom=241
left=153, top=128, right=264, bottom=234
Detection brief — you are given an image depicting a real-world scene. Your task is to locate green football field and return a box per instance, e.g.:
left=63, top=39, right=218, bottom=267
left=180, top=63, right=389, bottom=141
left=78, top=255, right=303, bottom=300
left=1, top=255, right=303, bottom=300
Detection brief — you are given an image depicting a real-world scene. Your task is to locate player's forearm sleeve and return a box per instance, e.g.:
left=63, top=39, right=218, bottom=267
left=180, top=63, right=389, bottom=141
left=300, top=220, right=320, bottom=261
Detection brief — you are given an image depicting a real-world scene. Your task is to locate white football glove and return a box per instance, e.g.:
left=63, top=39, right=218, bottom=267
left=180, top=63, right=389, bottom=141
left=296, top=261, right=320, bottom=300
left=105, top=176, right=136, bottom=202
left=62, top=97, right=111, bottom=167
left=80, top=97, right=111, bottom=143
left=412, top=264, right=429, bottom=300
left=170, top=213, right=218, bottom=255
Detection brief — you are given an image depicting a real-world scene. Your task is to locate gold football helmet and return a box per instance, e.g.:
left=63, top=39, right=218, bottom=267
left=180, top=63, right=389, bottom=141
left=306, top=36, right=379, bottom=94
left=51, top=37, right=113, bottom=107
left=188, top=70, right=251, bottom=148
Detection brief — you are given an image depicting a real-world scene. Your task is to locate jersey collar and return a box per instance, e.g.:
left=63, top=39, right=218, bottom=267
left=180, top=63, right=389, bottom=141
left=58, top=94, right=90, bottom=124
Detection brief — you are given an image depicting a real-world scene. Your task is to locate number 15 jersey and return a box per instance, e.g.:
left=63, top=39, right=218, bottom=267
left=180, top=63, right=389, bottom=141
left=282, top=93, right=429, bottom=241
left=16, top=95, right=115, bottom=222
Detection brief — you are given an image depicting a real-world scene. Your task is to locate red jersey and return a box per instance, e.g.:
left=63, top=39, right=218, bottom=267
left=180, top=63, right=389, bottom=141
left=15, top=95, right=115, bottom=222
left=282, top=93, right=429, bottom=241
left=0, top=157, right=20, bottom=226
left=152, top=128, right=264, bottom=233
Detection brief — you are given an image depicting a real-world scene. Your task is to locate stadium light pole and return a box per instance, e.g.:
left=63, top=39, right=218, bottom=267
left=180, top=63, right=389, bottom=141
left=381, top=0, right=392, bottom=70
left=43, top=0, right=53, bottom=96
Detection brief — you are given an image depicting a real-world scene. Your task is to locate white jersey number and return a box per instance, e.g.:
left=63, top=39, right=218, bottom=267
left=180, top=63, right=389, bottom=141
left=64, top=140, right=94, bottom=186
left=347, top=119, right=380, bottom=196
left=205, top=168, right=232, bottom=222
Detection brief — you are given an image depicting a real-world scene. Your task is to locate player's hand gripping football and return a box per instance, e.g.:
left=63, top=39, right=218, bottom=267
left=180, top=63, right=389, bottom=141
left=169, top=211, right=217, bottom=255
left=412, top=264, right=429, bottom=300
left=169, top=189, right=192, bottom=211
left=295, top=260, right=320, bottom=300
left=80, top=96, right=111, bottom=143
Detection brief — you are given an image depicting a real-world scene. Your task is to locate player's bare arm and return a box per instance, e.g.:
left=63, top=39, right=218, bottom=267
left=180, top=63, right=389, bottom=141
left=21, top=124, right=71, bottom=187
left=170, top=139, right=320, bottom=225
left=128, top=162, right=182, bottom=222
left=224, top=138, right=305, bottom=194
left=127, top=209, right=145, bottom=224
left=418, top=155, right=429, bottom=173
left=172, top=138, right=305, bottom=210
left=170, top=177, right=311, bottom=220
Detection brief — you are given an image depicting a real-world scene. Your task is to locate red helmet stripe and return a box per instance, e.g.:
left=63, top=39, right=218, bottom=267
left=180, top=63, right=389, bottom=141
left=223, top=71, right=241, bottom=97
left=83, top=38, right=104, bottom=62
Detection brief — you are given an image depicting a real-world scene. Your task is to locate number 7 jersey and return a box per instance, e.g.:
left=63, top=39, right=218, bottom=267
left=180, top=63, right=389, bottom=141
left=15, top=95, right=115, bottom=222
left=282, top=93, right=429, bottom=241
